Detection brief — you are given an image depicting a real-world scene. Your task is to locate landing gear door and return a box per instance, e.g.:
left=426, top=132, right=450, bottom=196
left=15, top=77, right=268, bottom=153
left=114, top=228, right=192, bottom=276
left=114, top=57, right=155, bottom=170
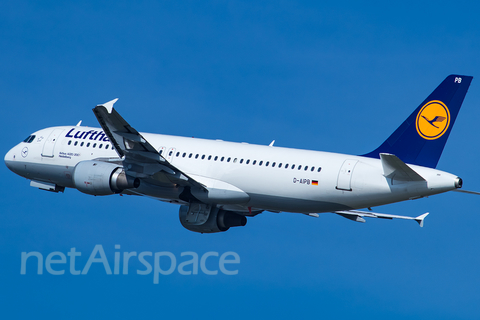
left=42, top=129, right=65, bottom=158
left=336, top=159, right=358, bottom=191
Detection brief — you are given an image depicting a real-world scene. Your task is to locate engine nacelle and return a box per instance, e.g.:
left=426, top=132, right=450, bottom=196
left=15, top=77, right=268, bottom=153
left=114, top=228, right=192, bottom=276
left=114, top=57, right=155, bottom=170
left=73, top=160, right=140, bottom=196
left=179, top=204, right=247, bottom=233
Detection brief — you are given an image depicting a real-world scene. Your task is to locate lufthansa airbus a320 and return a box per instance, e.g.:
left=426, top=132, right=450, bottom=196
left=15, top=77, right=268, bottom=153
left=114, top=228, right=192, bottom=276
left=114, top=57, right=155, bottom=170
left=5, top=75, right=478, bottom=233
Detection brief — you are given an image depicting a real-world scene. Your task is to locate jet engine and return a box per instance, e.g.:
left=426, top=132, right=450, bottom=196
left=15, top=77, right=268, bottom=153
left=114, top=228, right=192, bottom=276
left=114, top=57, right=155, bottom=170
left=73, top=160, right=140, bottom=196
left=179, top=204, right=247, bottom=233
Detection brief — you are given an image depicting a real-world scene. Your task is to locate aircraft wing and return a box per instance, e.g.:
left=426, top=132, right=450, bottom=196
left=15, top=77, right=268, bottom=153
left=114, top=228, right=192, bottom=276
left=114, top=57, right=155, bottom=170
left=92, top=99, right=206, bottom=190
left=334, top=210, right=429, bottom=227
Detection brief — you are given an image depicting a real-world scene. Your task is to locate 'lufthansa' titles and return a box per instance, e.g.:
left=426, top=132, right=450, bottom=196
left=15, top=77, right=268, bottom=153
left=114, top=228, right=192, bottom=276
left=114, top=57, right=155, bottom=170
left=65, top=128, right=110, bottom=142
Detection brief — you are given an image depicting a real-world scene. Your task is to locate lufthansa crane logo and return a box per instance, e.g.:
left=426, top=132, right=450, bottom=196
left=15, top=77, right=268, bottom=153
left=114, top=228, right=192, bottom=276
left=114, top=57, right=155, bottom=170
left=415, top=100, right=450, bottom=140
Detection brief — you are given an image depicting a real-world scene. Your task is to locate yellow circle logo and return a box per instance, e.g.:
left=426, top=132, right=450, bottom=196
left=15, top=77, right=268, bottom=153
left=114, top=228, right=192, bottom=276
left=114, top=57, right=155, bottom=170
left=415, top=100, right=450, bottom=140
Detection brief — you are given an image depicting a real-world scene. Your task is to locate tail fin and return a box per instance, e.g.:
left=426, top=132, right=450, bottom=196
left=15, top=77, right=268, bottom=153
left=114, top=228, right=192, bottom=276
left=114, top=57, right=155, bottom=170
left=362, top=75, right=473, bottom=168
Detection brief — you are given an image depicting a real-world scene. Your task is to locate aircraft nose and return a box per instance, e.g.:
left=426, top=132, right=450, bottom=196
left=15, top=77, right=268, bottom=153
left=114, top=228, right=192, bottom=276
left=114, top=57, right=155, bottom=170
left=4, top=146, right=19, bottom=172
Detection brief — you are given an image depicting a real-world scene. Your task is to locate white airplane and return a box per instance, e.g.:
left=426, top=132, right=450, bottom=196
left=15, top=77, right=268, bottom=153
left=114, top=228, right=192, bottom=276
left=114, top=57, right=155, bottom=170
left=5, top=75, right=477, bottom=233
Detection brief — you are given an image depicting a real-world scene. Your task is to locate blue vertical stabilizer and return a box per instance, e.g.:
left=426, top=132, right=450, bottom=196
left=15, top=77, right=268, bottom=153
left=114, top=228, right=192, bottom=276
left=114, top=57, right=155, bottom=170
left=362, top=75, right=473, bottom=168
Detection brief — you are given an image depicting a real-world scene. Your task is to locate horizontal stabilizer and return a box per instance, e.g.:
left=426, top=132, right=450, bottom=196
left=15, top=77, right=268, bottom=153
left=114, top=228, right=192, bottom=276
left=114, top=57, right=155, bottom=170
left=380, top=153, right=425, bottom=182
left=334, top=210, right=429, bottom=227
left=453, top=189, right=480, bottom=195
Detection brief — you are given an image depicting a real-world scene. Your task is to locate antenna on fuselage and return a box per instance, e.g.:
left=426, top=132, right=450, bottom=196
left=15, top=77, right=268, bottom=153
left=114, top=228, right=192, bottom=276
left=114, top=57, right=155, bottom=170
left=76, top=120, right=82, bottom=126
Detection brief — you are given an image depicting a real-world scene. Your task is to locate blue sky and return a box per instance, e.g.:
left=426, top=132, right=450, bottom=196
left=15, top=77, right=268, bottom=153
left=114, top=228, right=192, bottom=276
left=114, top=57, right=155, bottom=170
left=1, top=1, right=480, bottom=319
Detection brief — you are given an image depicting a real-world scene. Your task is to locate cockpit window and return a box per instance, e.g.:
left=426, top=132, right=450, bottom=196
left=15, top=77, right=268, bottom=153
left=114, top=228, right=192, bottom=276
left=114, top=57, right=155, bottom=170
left=23, top=135, right=36, bottom=143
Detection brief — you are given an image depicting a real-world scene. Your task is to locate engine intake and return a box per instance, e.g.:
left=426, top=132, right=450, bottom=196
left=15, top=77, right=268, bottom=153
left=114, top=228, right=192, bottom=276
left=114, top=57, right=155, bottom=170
left=73, top=160, right=140, bottom=196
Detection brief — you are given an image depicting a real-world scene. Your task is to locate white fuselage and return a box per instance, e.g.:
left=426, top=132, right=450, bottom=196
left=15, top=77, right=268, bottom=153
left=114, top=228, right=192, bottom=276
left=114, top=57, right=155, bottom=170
left=4, top=125, right=459, bottom=214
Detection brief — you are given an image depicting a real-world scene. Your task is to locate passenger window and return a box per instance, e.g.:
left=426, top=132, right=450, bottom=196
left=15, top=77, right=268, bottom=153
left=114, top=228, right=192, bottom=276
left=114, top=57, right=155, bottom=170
left=169, top=151, right=173, bottom=156
left=304, top=166, right=308, bottom=171
left=291, top=164, right=295, bottom=169
left=285, top=164, right=288, bottom=169
left=202, top=155, right=205, bottom=159
left=189, top=153, right=193, bottom=158
left=246, top=159, right=250, bottom=164
left=87, top=143, right=90, bottom=147
left=233, top=158, right=237, bottom=163
left=183, top=153, right=186, bottom=157
left=259, top=161, right=263, bottom=166
left=99, top=143, right=103, bottom=148
left=253, top=160, right=257, bottom=165
left=195, top=154, right=199, bottom=159
left=176, top=152, right=180, bottom=157
left=221, top=157, right=224, bottom=162
left=298, top=165, right=302, bottom=170
left=68, top=141, right=72, bottom=145
left=278, top=163, right=282, bottom=168
left=240, top=159, right=244, bottom=164
left=317, top=167, right=322, bottom=172
left=214, top=156, right=218, bottom=161
left=74, top=141, right=78, bottom=146
left=311, top=167, right=315, bottom=171
left=266, top=161, right=269, bottom=166
left=208, top=155, right=212, bottom=160
left=227, top=157, right=231, bottom=162
left=80, top=142, right=84, bottom=147
left=272, top=162, right=275, bottom=167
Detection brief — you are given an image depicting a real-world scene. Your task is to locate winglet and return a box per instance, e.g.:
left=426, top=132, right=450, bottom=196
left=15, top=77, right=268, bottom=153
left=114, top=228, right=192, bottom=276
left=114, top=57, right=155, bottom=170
left=414, top=212, right=429, bottom=227
left=98, top=98, right=119, bottom=114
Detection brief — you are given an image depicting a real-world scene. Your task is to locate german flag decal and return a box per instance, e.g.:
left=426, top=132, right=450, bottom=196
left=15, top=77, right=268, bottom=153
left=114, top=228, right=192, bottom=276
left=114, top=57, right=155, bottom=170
left=312, top=180, right=318, bottom=186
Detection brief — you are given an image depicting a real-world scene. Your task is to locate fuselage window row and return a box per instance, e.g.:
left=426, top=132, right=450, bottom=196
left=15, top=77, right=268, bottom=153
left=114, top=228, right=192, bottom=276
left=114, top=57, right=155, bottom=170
left=64, top=141, right=322, bottom=172
left=67, top=140, right=113, bottom=150
left=170, top=149, right=322, bottom=172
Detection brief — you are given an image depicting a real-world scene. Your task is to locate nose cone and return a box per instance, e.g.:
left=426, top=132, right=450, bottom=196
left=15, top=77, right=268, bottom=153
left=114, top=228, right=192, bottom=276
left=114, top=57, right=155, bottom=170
left=5, top=147, right=15, bottom=170
left=4, top=145, right=21, bottom=174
